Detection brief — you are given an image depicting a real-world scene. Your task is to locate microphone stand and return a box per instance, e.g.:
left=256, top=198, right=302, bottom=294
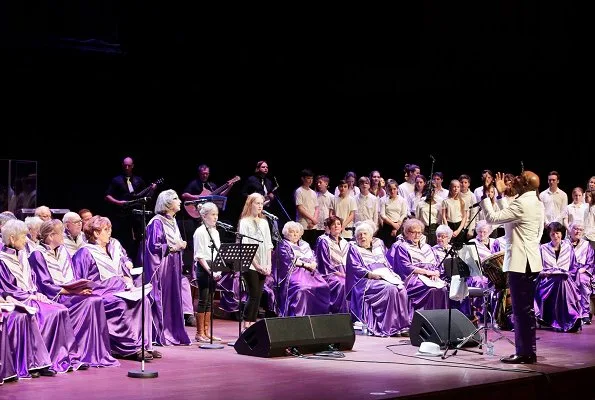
left=225, top=228, right=263, bottom=347
left=128, top=200, right=158, bottom=378
left=200, top=223, right=224, bottom=350
left=426, top=155, right=436, bottom=245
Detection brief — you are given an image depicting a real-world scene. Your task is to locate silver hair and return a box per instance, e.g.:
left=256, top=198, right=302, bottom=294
left=354, top=221, right=374, bottom=237
left=0, top=212, right=17, bottom=228
left=199, top=202, right=218, bottom=218
left=62, top=212, right=80, bottom=223
left=282, top=221, right=304, bottom=238
left=24, top=216, right=44, bottom=230
left=155, top=189, right=179, bottom=214
left=1, top=219, right=28, bottom=245
left=475, top=220, right=491, bottom=233
left=435, top=224, right=453, bottom=238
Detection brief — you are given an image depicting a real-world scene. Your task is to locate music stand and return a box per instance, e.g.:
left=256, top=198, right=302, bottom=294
left=216, top=243, right=259, bottom=347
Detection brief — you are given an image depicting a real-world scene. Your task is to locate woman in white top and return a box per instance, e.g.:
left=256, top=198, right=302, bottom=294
left=563, top=187, right=587, bottom=230
left=441, top=180, right=468, bottom=239
left=238, top=193, right=274, bottom=330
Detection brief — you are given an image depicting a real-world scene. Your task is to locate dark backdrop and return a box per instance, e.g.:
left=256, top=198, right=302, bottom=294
left=2, top=2, right=594, bottom=224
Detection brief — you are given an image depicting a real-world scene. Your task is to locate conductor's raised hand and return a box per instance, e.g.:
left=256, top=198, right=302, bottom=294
left=494, top=172, right=507, bottom=194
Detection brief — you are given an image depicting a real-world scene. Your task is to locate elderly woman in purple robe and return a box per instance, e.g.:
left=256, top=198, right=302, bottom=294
left=276, top=221, right=330, bottom=317
left=315, top=215, right=349, bottom=314
left=535, top=222, right=582, bottom=332
left=346, top=221, right=411, bottom=337
left=566, top=222, right=594, bottom=325
left=28, top=220, right=119, bottom=367
left=142, top=189, right=191, bottom=346
left=0, top=219, right=84, bottom=374
left=388, top=218, right=448, bottom=311
left=72, top=216, right=160, bottom=361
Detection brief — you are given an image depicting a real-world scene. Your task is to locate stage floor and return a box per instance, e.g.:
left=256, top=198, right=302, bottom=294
left=3, top=318, right=595, bottom=400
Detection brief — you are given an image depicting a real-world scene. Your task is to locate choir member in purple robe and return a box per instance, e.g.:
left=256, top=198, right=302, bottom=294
left=0, top=219, right=84, bottom=374
left=28, top=220, right=119, bottom=367
left=275, top=221, right=330, bottom=317
left=315, top=215, right=349, bottom=314
left=142, top=190, right=191, bottom=346
left=535, top=222, right=582, bottom=332
left=346, top=221, right=411, bottom=337
left=72, top=216, right=160, bottom=361
left=1, top=296, right=54, bottom=379
left=388, top=218, right=448, bottom=311
left=566, top=222, right=594, bottom=324
left=466, top=220, right=497, bottom=316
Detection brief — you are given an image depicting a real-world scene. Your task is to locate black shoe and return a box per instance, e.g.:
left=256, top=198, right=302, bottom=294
left=500, top=354, right=536, bottom=364
left=582, top=317, right=592, bottom=325
left=39, top=368, right=57, bottom=377
left=29, top=370, right=41, bottom=378
left=134, top=351, right=153, bottom=361
left=78, top=363, right=90, bottom=371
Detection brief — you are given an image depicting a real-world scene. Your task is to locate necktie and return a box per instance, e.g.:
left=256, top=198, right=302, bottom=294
left=126, top=177, right=134, bottom=193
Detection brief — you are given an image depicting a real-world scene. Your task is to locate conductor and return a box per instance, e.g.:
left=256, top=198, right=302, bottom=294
left=481, top=170, right=544, bottom=364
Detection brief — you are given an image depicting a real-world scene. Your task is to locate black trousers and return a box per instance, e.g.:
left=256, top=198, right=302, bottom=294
left=508, top=262, right=539, bottom=357
left=196, top=266, right=215, bottom=313
left=243, top=269, right=266, bottom=322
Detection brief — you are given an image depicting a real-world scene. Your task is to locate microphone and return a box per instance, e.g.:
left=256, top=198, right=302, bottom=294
left=469, top=201, right=482, bottom=209
left=262, top=210, right=278, bottom=220
left=131, top=209, right=154, bottom=215
left=216, top=221, right=234, bottom=230
left=184, top=199, right=209, bottom=206
left=123, top=197, right=151, bottom=206
left=430, top=154, right=436, bottom=162
left=520, top=160, right=524, bottom=174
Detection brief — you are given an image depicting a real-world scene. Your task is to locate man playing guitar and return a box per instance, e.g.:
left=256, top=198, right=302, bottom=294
left=182, top=164, right=239, bottom=202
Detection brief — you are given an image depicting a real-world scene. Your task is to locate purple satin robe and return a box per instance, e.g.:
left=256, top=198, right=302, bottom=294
left=3, top=310, right=52, bottom=379
left=567, top=238, right=595, bottom=318
left=28, top=248, right=119, bottom=367
left=142, top=219, right=190, bottom=346
left=315, top=234, right=348, bottom=314
left=275, top=240, right=330, bottom=317
left=217, top=271, right=249, bottom=313
left=346, top=243, right=411, bottom=337
left=389, top=241, right=448, bottom=311
left=0, top=251, right=82, bottom=373
left=535, top=241, right=581, bottom=331
left=71, top=245, right=153, bottom=356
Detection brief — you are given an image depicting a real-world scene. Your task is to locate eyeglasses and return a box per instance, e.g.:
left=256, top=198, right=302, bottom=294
left=409, top=231, right=423, bottom=236
left=69, top=220, right=83, bottom=224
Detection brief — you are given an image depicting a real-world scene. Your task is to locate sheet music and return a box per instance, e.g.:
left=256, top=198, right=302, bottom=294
left=373, top=267, right=404, bottom=288
left=0, top=303, right=15, bottom=312
left=59, top=279, right=96, bottom=291
left=5, top=298, right=38, bottom=314
left=418, top=274, right=446, bottom=289
left=114, top=283, right=152, bottom=301
left=458, top=244, right=482, bottom=277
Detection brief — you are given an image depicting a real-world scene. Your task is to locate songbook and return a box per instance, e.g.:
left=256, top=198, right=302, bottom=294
left=372, top=267, right=404, bottom=288
left=113, top=283, right=153, bottom=301
left=129, top=267, right=143, bottom=276
left=418, top=274, right=446, bottom=289
left=59, top=279, right=96, bottom=291
left=0, top=303, right=15, bottom=312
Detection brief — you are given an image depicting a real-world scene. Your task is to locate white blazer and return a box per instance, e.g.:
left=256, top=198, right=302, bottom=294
left=481, top=192, right=544, bottom=273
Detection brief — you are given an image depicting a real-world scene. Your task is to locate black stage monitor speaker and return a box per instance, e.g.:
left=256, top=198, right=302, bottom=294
left=234, top=313, right=355, bottom=358
left=409, top=309, right=480, bottom=348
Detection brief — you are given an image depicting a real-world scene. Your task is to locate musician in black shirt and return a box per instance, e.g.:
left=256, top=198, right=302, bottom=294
left=105, top=156, right=156, bottom=259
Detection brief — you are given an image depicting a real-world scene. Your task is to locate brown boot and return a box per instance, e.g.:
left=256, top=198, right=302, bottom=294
left=204, top=311, right=222, bottom=341
left=195, top=312, right=209, bottom=343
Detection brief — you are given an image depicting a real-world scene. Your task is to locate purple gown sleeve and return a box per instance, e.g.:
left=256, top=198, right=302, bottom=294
left=28, top=251, right=62, bottom=299
left=0, top=261, right=34, bottom=301
left=394, top=243, right=415, bottom=279
left=315, top=239, right=332, bottom=276
left=345, top=244, right=369, bottom=295
left=72, top=248, right=101, bottom=282
left=276, top=241, right=295, bottom=283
